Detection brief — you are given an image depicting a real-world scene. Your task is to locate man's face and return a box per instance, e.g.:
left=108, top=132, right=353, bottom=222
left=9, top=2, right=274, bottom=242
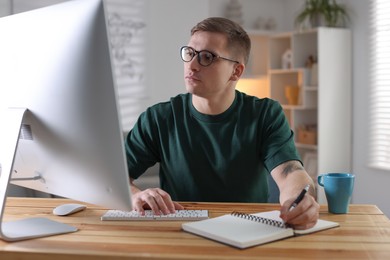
left=184, top=31, right=238, bottom=98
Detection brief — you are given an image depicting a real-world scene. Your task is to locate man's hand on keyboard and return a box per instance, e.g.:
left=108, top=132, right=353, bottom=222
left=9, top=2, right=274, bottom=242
left=132, top=187, right=184, bottom=215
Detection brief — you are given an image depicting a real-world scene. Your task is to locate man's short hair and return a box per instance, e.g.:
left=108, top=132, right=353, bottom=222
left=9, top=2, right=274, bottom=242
left=191, top=17, right=251, bottom=65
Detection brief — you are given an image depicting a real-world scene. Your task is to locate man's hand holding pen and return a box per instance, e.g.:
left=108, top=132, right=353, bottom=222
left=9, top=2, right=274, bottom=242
left=279, top=184, right=320, bottom=230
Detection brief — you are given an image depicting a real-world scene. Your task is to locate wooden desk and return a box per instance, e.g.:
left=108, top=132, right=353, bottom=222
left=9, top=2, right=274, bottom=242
left=1, top=197, right=389, bottom=260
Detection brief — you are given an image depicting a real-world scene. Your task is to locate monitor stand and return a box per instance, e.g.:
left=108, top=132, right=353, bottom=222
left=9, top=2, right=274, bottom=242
left=0, top=108, right=77, bottom=242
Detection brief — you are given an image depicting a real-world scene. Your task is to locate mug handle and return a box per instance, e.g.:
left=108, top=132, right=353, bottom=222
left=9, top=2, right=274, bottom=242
left=317, top=175, right=324, bottom=187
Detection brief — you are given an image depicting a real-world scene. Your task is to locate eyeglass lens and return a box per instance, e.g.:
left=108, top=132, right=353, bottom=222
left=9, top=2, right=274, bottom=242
left=181, top=47, right=215, bottom=66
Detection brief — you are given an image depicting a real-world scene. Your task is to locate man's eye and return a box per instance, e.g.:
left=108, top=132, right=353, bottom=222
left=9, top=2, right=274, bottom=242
left=186, top=50, right=195, bottom=57
left=183, top=49, right=195, bottom=60
left=201, top=52, right=213, bottom=62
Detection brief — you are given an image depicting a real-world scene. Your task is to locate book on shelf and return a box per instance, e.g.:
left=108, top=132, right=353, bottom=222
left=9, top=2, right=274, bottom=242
left=182, top=210, right=339, bottom=249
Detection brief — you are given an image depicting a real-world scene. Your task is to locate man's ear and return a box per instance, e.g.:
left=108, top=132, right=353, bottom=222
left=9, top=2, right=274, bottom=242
left=230, top=63, right=245, bottom=81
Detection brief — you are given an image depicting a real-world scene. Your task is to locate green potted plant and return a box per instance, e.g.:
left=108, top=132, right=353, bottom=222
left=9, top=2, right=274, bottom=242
left=295, top=0, right=349, bottom=29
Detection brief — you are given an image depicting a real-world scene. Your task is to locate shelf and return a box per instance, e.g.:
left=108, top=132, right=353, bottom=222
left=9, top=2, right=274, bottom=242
left=241, top=74, right=268, bottom=80
left=246, top=33, right=269, bottom=76
left=269, top=68, right=303, bottom=74
left=270, top=32, right=293, bottom=39
left=242, top=28, right=351, bottom=204
left=304, top=86, right=318, bottom=91
left=295, top=143, right=318, bottom=150
left=282, top=105, right=317, bottom=110
left=245, top=29, right=274, bottom=36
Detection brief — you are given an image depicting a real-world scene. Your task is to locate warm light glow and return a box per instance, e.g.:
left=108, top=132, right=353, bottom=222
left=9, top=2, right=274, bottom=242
left=236, top=77, right=269, bottom=98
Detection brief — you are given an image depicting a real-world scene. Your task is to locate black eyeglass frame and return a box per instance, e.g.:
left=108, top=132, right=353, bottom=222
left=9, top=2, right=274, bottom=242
left=180, top=46, right=240, bottom=67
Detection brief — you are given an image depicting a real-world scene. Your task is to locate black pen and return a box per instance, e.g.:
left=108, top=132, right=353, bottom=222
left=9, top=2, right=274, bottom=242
left=288, top=184, right=310, bottom=211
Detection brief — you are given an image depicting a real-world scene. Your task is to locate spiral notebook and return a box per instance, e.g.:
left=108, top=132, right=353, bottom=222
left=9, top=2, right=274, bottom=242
left=182, top=210, right=339, bottom=249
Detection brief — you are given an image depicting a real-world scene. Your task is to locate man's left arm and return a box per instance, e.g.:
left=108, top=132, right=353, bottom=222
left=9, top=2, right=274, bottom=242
left=271, top=160, right=320, bottom=229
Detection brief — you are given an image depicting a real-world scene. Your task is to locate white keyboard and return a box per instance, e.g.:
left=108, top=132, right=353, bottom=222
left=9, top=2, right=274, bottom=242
left=101, top=209, right=209, bottom=221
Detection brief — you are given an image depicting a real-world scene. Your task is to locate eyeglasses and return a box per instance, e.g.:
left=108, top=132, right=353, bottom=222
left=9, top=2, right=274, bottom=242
left=180, top=46, right=239, bottom=67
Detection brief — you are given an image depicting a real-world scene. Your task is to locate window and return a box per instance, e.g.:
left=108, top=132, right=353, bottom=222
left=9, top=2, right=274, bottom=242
left=369, top=0, right=390, bottom=170
left=106, top=0, right=147, bottom=132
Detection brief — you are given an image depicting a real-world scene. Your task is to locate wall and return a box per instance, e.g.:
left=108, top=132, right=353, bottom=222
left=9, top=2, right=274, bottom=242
left=0, top=0, right=10, bottom=16
left=144, top=0, right=209, bottom=106
left=209, top=0, right=302, bottom=32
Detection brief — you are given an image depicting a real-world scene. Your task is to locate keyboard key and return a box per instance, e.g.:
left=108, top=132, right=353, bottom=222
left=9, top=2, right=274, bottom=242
left=101, top=209, right=209, bottom=221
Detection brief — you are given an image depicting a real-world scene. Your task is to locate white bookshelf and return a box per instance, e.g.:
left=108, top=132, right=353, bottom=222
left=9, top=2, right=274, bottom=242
left=244, top=28, right=352, bottom=202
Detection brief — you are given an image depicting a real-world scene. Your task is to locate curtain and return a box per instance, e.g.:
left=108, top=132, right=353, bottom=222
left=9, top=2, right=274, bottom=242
left=368, top=0, right=390, bottom=170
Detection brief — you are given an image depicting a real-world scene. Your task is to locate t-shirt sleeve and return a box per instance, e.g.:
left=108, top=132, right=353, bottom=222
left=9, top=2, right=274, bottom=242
left=261, top=100, right=301, bottom=173
left=125, top=108, right=160, bottom=179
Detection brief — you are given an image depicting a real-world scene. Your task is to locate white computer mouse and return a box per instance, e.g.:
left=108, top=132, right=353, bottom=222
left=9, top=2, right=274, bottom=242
left=53, top=203, right=86, bottom=216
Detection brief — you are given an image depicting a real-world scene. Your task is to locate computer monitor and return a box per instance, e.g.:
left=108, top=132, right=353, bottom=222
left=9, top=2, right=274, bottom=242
left=0, top=0, right=132, bottom=241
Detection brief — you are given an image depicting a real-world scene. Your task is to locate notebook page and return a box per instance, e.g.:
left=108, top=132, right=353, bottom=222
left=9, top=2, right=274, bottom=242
left=253, top=210, right=339, bottom=235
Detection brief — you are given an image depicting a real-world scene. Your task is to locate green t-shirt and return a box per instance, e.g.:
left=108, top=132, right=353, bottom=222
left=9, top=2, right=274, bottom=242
left=125, top=90, right=300, bottom=203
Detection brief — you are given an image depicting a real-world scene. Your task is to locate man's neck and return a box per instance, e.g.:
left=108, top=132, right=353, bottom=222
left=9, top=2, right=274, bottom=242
left=191, top=90, right=236, bottom=115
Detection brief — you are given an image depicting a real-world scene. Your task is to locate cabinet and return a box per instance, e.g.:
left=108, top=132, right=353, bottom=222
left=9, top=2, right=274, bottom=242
left=242, top=28, right=352, bottom=202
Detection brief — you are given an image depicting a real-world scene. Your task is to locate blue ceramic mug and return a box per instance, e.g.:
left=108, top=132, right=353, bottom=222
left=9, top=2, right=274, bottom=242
left=318, top=173, right=355, bottom=214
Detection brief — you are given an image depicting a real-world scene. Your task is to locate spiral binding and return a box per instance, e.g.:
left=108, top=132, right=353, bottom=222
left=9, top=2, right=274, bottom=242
left=231, top=211, right=288, bottom=229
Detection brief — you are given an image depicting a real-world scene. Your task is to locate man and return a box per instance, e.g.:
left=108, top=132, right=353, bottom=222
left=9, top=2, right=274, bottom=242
left=125, top=17, right=319, bottom=229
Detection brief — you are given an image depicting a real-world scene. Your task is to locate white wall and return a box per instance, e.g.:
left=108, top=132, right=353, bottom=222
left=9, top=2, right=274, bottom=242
left=209, top=0, right=302, bottom=32
left=0, top=0, right=10, bottom=16
left=144, top=0, right=209, bottom=106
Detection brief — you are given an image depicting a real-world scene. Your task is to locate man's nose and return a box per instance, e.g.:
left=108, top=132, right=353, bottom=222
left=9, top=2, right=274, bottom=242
left=187, top=55, right=201, bottom=70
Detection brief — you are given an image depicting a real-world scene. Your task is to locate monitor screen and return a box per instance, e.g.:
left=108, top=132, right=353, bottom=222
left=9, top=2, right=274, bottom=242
left=0, top=0, right=132, bottom=212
